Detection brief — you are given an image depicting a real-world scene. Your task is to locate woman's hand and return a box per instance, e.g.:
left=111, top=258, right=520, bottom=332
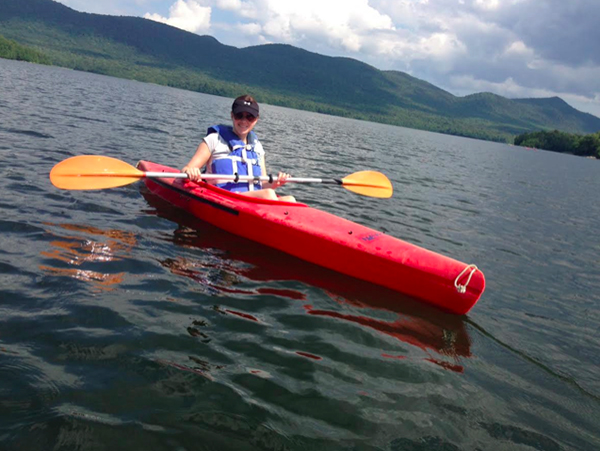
left=182, top=142, right=211, bottom=182
left=182, top=166, right=202, bottom=182
left=273, top=171, right=291, bottom=188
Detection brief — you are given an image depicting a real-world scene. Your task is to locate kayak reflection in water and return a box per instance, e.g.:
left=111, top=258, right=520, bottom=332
left=182, top=95, right=296, bottom=202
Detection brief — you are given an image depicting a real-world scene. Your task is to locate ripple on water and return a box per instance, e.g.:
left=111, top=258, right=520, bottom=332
left=1, top=60, right=599, bottom=450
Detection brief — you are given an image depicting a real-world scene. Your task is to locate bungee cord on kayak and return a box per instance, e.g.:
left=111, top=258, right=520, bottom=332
left=454, top=264, right=479, bottom=294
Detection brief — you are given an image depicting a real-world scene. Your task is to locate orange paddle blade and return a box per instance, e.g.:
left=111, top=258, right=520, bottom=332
left=341, top=171, right=393, bottom=198
left=50, top=155, right=145, bottom=190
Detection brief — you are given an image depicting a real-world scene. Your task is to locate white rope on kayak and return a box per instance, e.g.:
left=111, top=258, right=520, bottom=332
left=454, top=264, right=478, bottom=294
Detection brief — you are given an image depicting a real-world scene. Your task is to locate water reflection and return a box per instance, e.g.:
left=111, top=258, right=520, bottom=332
left=142, top=189, right=472, bottom=371
left=40, top=223, right=135, bottom=291
left=155, top=357, right=221, bottom=381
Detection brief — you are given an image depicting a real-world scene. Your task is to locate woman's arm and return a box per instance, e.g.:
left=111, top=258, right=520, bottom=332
left=182, top=141, right=211, bottom=181
left=261, top=152, right=290, bottom=189
left=259, top=154, right=289, bottom=189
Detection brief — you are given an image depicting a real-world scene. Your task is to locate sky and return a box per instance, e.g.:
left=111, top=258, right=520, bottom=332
left=55, top=0, right=600, bottom=118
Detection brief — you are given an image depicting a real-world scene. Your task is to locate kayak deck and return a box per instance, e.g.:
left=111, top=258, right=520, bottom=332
left=137, top=161, right=485, bottom=314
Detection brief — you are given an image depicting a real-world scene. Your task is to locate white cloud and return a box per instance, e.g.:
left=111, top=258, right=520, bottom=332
left=237, top=22, right=262, bottom=36
left=420, top=32, right=466, bottom=59
left=57, top=0, right=600, bottom=118
left=144, top=0, right=211, bottom=33
left=474, top=0, right=500, bottom=11
left=216, top=0, right=258, bottom=19
left=215, top=0, right=242, bottom=8
left=211, top=0, right=395, bottom=52
left=504, top=40, right=530, bottom=56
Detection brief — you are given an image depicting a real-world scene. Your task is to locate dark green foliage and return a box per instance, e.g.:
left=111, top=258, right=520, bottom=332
left=514, top=130, right=600, bottom=158
left=576, top=133, right=600, bottom=158
left=0, top=33, right=50, bottom=63
left=1, top=0, right=600, bottom=146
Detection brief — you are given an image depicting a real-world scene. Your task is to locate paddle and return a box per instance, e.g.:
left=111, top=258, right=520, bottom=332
left=50, top=155, right=393, bottom=198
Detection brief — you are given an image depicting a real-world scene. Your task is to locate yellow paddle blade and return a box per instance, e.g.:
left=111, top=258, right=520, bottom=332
left=341, top=171, right=393, bottom=198
left=50, top=155, right=145, bottom=190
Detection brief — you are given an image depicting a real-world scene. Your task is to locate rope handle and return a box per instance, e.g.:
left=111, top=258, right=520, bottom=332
left=454, top=264, right=479, bottom=294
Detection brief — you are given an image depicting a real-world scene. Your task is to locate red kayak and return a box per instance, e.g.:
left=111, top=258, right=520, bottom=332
left=137, top=160, right=485, bottom=314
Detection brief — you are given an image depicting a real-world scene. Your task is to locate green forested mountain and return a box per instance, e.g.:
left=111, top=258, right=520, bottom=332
left=1, top=0, right=599, bottom=143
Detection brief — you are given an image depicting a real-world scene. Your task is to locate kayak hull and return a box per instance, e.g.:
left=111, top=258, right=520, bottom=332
left=138, top=161, right=485, bottom=314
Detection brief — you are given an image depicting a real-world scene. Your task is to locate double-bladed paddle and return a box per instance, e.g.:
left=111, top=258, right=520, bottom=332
left=50, top=155, right=393, bottom=198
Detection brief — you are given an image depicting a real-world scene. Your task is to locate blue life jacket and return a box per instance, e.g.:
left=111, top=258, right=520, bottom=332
left=207, top=125, right=262, bottom=192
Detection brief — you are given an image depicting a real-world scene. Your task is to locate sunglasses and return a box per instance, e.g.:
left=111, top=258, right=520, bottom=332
left=233, top=112, right=257, bottom=121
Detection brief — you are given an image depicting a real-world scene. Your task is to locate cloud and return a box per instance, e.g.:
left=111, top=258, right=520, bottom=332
left=489, top=0, right=600, bottom=66
left=237, top=22, right=262, bottom=36
left=144, top=0, right=211, bottom=33
left=369, top=0, right=600, bottom=115
left=116, top=0, right=600, bottom=115
left=474, top=0, right=501, bottom=11
left=212, top=0, right=395, bottom=52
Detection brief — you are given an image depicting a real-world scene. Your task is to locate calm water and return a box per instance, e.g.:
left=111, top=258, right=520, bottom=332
left=1, top=59, right=599, bottom=451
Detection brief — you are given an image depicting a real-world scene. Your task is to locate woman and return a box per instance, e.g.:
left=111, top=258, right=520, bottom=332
left=182, top=95, right=296, bottom=202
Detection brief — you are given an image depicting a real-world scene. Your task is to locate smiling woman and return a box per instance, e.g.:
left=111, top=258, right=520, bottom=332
left=182, top=95, right=297, bottom=202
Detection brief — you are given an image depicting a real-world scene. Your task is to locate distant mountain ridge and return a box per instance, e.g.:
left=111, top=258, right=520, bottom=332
left=2, top=0, right=599, bottom=142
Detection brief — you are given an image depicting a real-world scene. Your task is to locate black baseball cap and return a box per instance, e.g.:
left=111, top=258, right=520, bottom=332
left=232, top=97, right=259, bottom=116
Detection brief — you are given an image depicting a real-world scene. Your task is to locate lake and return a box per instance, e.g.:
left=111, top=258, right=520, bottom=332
left=1, top=58, right=599, bottom=450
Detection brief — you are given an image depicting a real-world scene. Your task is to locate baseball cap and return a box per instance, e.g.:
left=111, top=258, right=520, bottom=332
left=232, top=97, right=259, bottom=116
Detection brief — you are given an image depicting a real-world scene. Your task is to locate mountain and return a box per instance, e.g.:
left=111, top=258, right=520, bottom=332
left=1, top=0, right=599, bottom=142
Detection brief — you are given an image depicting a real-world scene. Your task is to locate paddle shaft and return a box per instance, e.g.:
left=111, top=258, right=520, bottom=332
left=143, top=172, right=339, bottom=185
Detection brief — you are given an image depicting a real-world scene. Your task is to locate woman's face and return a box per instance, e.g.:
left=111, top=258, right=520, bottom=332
left=231, top=111, right=258, bottom=138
